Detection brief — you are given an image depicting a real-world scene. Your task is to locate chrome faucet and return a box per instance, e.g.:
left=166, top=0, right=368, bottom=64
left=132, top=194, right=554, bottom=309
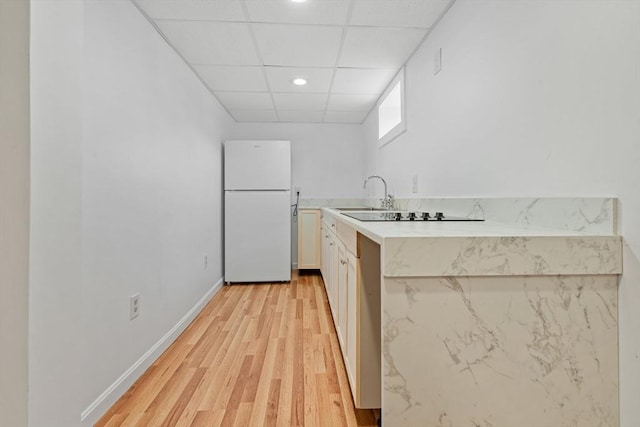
left=363, top=175, right=394, bottom=209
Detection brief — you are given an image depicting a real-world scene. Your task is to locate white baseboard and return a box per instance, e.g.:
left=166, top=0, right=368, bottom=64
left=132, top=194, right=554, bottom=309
left=81, top=278, right=224, bottom=426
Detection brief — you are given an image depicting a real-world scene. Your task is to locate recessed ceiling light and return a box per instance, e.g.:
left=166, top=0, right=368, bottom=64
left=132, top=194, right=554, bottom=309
left=292, top=78, right=307, bottom=86
left=291, top=0, right=307, bottom=3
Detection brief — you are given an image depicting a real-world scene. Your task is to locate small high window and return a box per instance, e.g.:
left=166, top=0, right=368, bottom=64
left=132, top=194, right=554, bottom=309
left=378, top=68, right=406, bottom=147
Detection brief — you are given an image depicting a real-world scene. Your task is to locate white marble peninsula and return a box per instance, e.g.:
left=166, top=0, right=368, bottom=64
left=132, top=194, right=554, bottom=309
left=321, top=199, right=622, bottom=427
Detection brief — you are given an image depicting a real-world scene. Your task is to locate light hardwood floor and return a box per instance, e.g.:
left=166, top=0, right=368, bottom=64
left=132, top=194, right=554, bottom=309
left=96, top=271, right=379, bottom=427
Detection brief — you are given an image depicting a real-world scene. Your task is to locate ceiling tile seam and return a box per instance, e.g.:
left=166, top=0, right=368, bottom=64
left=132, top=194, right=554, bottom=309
left=152, top=18, right=430, bottom=31
left=216, top=90, right=325, bottom=94
left=322, top=0, right=356, bottom=122
left=193, top=64, right=265, bottom=69
left=239, top=0, right=279, bottom=120
left=129, top=0, right=238, bottom=123
left=328, top=92, right=379, bottom=96
left=190, top=64, right=398, bottom=72
left=325, top=109, right=372, bottom=112
left=213, top=90, right=271, bottom=94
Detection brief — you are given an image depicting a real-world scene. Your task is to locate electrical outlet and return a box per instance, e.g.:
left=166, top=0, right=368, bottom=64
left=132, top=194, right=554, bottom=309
left=204, top=254, right=208, bottom=269
left=295, top=186, right=302, bottom=195
left=130, top=294, right=140, bottom=320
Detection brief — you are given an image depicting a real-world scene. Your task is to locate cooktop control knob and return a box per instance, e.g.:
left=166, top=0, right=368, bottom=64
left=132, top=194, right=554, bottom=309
left=394, top=212, right=402, bottom=221
left=435, top=212, right=445, bottom=220
left=421, top=212, right=431, bottom=221
left=408, top=212, right=416, bottom=221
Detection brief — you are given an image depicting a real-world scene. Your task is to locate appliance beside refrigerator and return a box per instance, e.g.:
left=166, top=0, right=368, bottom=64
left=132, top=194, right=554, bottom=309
left=224, top=140, right=291, bottom=283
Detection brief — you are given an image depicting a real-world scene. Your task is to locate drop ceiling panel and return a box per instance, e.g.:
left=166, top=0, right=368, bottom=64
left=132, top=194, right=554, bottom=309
left=324, top=110, right=369, bottom=123
left=252, top=24, right=343, bottom=67
left=215, top=92, right=274, bottom=110
left=327, top=94, right=378, bottom=112
left=350, top=0, right=451, bottom=28
left=157, top=21, right=260, bottom=65
left=245, top=0, right=350, bottom=25
left=265, top=67, right=333, bottom=93
left=339, top=27, right=427, bottom=68
left=331, top=68, right=397, bottom=94
left=230, top=110, right=278, bottom=122
left=278, top=110, right=324, bottom=123
left=196, top=66, right=268, bottom=92
left=273, top=93, right=328, bottom=111
left=135, top=0, right=245, bottom=22
left=134, top=0, right=456, bottom=123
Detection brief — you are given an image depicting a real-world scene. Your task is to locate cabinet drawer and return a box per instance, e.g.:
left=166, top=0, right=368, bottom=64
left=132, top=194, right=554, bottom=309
left=322, top=215, right=337, bottom=234
left=337, top=221, right=357, bottom=256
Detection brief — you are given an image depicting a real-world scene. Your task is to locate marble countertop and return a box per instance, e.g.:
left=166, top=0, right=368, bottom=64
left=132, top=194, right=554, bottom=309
left=322, top=208, right=612, bottom=241
left=321, top=208, right=623, bottom=277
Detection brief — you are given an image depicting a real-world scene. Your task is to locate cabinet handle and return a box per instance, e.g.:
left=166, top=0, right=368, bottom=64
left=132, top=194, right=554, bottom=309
left=331, top=224, right=335, bottom=228
left=330, top=243, right=334, bottom=246
left=340, top=259, right=346, bottom=265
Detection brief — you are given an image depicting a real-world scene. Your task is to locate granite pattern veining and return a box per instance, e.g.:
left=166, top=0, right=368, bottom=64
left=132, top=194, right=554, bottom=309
left=320, top=197, right=621, bottom=426
left=378, top=197, right=617, bottom=235
left=383, top=275, right=619, bottom=427
left=384, top=235, right=622, bottom=277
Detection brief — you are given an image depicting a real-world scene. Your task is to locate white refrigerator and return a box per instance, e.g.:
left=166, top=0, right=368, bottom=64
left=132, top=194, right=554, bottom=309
left=224, top=140, right=291, bottom=283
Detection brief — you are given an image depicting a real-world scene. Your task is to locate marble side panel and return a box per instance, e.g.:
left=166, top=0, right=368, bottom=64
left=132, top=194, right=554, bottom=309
left=383, top=275, right=619, bottom=427
left=384, top=235, right=622, bottom=277
left=388, top=198, right=617, bottom=235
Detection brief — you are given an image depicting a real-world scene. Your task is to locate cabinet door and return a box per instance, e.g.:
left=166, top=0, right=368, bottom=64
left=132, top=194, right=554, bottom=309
left=328, top=234, right=338, bottom=320
left=337, top=242, right=348, bottom=352
left=298, top=209, right=321, bottom=269
left=321, top=224, right=331, bottom=295
left=345, top=251, right=358, bottom=398
left=320, top=226, right=327, bottom=279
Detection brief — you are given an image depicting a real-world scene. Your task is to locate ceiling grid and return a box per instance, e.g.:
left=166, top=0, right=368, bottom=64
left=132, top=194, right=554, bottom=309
left=132, top=0, right=454, bottom=124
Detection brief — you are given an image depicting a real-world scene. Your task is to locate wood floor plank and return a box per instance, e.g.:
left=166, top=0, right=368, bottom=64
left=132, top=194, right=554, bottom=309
left=95, top=271, right=378, bottom=427
left=158, top=367, right=206, bottom=427
left=262, top=378, right=280, bottom=427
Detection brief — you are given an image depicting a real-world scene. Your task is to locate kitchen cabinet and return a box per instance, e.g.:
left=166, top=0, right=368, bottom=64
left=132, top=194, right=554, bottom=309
left=329, top=233, right=339, bottom=321
left=320, top=209, right=380, bottom=409
left=337, top=241, right=347, bottom=352
left=297, top=209, right=321, bottom=269
left=321, top=223, right=328, bottom=285
left=320, top=201, right=623, bottom=425
left=321, top=214, right=339, bottom=322
left=345, top=250, right=358, bottom=395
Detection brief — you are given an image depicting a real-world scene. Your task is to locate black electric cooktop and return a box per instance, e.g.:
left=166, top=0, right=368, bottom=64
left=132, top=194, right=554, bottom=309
left=342, top=211, right=484, bottom=222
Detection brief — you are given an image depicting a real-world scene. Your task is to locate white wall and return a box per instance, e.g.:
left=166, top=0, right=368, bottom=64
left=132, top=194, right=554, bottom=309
left=227, top=122, right=364, bottom=199
left=0, top=0, right=30, bottom=425
left=29, top=0, right=235, bottom=425
left=362, top=1, right=640, bottom=424
left=29, top=1, right=84, bottom=426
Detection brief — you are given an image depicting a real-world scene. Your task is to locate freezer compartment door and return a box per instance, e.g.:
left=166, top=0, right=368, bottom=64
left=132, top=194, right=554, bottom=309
left=224, top=140, right=291, bottom=190
left=225, top=191, right=291, bottom=283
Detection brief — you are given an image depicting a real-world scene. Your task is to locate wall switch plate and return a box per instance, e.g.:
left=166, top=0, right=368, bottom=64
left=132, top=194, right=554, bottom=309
left=412, top=174, right=419, bottom=193
left=434, top=48, right=442, bottom=75
left=130, top=294, right=140, bottom=320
